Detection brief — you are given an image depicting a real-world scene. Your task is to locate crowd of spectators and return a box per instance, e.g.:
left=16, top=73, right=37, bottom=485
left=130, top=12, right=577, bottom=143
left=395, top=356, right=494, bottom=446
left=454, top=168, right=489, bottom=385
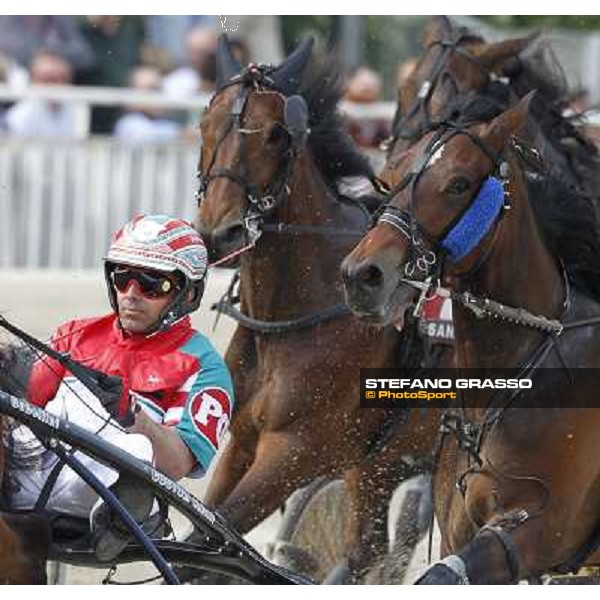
left=0, top=16, right=233, bottom=142
left=0, top=16, right=389, bottom=148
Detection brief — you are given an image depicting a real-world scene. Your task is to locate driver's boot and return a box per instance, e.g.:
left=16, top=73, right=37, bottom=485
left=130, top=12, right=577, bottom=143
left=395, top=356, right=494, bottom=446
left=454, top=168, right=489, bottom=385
left=90, top=473, right=157, bottom=562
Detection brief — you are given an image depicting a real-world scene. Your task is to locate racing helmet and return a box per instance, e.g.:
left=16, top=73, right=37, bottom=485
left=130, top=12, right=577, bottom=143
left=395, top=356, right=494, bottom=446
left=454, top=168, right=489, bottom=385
left=104, top=214, right=208, bottom=332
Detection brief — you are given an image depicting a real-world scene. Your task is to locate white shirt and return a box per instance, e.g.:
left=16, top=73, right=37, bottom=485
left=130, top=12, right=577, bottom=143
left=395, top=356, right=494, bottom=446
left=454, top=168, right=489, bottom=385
left=9, top=379, right=153, bottom=517
left=4, top=99, right=78, bottom=138
left=162, top=66, right=200, bottom=99
left=114, top=113, right=181, bottom=143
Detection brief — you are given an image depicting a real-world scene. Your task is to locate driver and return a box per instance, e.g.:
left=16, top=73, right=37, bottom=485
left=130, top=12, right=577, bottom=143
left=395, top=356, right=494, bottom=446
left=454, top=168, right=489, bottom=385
left=7, top=214, right=234, bottom=561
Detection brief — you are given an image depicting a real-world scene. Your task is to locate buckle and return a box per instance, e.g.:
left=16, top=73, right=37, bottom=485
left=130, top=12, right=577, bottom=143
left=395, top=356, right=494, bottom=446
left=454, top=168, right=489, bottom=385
left=258, top=195, right=275, bottom=212
left=244, top=213, right=263, bottom=246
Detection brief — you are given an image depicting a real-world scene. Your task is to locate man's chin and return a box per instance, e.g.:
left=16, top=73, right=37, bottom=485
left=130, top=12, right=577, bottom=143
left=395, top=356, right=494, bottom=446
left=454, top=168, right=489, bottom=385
left=119, top=315, right=152, bottom=334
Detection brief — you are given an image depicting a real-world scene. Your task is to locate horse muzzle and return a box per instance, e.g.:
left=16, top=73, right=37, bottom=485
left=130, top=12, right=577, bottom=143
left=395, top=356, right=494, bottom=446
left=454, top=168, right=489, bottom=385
left=341, top=256, right=415, bottom=327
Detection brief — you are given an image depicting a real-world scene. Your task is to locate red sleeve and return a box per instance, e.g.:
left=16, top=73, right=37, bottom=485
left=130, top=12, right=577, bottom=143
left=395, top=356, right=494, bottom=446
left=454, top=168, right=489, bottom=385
left=27, top=321, right=76, bottom=407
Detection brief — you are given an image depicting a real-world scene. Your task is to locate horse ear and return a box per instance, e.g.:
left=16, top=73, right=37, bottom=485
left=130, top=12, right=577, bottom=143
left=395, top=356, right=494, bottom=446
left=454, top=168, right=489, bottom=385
left=481, top=91, right=535, bottom=151
left=271, top=38, right=314, bottom=96
left=422, top=16, right=453, bottom=47
left=475, top=32, right=539, bottom=69
left=216, top=34, right=243, bottom=91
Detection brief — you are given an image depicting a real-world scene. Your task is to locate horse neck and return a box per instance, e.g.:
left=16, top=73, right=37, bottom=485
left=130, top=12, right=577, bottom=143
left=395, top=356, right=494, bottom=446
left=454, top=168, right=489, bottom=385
left=239, top=152, right=362, bottom=321
left=450, top=155, right=565, bottom=370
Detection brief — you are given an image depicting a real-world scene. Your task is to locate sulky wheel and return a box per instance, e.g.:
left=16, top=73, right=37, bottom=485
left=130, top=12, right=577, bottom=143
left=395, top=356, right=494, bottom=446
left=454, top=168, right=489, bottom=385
left=267, top=477, right=352, bottom=582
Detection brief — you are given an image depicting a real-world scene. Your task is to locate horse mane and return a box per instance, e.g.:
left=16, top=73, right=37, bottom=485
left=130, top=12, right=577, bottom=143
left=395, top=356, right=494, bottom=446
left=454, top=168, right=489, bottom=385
left=528, top=174, right=600, bottom=301
left=502, top=41, right=600, bottom=187
left=298, top=54, right=375, bottom=189
left=502, top=43, right=600, bottom=297
left=440, top=91, right=600, bottom=301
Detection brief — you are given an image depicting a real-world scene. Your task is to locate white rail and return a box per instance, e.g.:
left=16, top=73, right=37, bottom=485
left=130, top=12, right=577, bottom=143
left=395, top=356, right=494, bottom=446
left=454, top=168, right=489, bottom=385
left=0, top=84, right=397, bottom=139
left=0, top=139, right=200, bottom=269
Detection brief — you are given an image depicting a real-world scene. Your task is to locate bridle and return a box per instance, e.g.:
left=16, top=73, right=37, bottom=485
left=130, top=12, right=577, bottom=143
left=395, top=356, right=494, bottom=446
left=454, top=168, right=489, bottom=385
left=197, top=64, right=373, bottom=332
left=375, top=122, right=503, bottom=279
left=196, top=65, right=310, bottom=261
left=389, top=28, right=510, bottom=152
left=372, top=119, right=570, bottom=338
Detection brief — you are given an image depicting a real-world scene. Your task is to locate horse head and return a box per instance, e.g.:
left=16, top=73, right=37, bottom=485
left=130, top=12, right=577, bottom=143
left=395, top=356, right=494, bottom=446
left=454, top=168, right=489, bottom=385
left=342, top=95, right=533, bottom=327
left=195, top=35, right=313, bottom=263
left=383, top=16, right=536, bottom=188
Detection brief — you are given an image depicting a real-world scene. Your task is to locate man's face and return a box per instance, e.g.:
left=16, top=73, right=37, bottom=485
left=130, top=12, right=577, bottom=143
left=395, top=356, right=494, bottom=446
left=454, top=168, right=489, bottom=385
left=112, top=266, right=178, bottom=333
left=186, top=27, right=218, bottom=75
left=31, top=53, right=73, bottom=85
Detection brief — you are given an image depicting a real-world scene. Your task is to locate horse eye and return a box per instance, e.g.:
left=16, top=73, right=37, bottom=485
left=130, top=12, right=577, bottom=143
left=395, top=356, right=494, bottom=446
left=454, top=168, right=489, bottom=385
left=267, top=123, right=287, bottom=145
left=444, top=176, right=471, bottom=196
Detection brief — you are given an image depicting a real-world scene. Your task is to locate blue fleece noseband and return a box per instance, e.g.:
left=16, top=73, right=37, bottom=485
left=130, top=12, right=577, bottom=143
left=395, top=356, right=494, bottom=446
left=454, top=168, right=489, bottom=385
left=441, top=176, right=505, bottom=262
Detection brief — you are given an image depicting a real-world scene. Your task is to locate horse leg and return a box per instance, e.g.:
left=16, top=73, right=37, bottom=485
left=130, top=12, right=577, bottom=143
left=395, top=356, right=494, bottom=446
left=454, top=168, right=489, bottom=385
left=215, top=431, right=333, bottom=533
left=0, top=513, right=49, bottom=584
left=416, top=475, right=597, bottom=584
left=203, top=436, right=255, bottom=508
left=178, top=431, right=331, bottom=583
left=341, top=465, right=395, bottom=583
left=342, top=455, right=418, bottom=584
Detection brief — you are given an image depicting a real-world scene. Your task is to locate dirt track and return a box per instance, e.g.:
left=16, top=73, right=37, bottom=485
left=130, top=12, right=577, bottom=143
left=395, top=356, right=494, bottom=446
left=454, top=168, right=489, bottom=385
left=0, top=269, right=437, bottom=584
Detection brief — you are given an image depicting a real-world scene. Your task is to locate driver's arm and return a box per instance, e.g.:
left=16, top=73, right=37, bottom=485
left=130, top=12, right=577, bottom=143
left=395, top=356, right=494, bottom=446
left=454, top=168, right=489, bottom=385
left=128, top=408, right=195, bottom=480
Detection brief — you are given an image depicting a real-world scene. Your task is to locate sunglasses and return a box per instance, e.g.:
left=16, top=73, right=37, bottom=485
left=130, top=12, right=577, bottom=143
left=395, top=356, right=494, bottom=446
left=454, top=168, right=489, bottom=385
left=112, top=268, right=179, bottom=299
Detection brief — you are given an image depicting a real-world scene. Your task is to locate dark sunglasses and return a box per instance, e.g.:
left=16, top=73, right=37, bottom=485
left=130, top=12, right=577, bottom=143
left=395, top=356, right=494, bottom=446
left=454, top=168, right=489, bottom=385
left=112, top=268, right=179, bottom=299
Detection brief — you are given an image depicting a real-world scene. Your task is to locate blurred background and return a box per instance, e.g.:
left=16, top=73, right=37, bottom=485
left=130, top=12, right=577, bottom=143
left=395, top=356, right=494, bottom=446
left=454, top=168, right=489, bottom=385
left=0, top=15, right=599, bottom=269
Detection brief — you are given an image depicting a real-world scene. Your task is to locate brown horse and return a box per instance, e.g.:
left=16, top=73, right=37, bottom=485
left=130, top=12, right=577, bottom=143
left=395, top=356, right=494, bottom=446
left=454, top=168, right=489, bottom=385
left=342, top=95, right=600, bottom=583
left=384, top=16, right=600, bottom=199
left=383, top=16, right=532, bottom=187
left=193, top=36, right=440, bottom=582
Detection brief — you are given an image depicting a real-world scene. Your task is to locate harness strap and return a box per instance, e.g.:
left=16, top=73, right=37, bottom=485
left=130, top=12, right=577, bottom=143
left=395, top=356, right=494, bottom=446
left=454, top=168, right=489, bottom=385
left=479, top=523, right=522, bottom=583
left=261, top=222, right=366, bottom=237
left=211, top=297, right=351, bottom=334
left=34, top=456, right=67, bottom=512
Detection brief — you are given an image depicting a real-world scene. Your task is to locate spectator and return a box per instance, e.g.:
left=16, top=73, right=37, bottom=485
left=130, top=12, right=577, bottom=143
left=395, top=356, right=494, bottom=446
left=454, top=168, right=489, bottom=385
left=114, top=66, right=181, bottom=143
left=145, top=16, right=217, bottom=65
left=77, top=16, right=146, bottom=133
left=344, top=66, right=390, bottom=148
left=0, top=16, right=94, bottom=74
left=162, top=25, right=218, bottom=99
left=4, top=51, right=79, bottom=138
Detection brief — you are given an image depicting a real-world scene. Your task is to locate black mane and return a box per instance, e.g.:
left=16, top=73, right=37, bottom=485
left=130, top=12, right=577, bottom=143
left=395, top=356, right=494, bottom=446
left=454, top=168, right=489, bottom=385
left=297, top=55, right=374, bottom=188
left=528, top=174, right=600, bottom=301
left=506, top=42, right=600, bottom=190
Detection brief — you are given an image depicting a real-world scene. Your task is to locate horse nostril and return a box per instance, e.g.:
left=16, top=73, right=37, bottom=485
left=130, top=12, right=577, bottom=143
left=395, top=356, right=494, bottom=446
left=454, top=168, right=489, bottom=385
left=357, top=263, right=384, bottom=290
